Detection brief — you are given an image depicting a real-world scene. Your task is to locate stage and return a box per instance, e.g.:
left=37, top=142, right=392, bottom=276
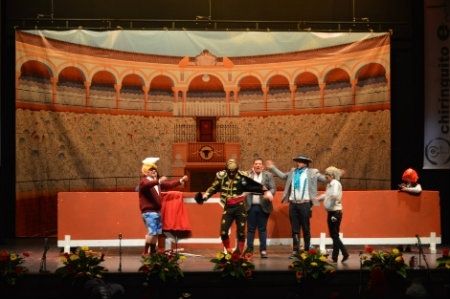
left=1, top=238, right=449, bottom=299
left=4, top=190, right=446, bottom=298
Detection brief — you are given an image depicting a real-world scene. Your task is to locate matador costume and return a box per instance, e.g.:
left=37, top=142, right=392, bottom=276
left=197, top=159, right=267, bottom=253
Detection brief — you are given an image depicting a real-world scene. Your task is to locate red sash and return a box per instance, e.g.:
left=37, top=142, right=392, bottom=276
left=226, top=195, right=245, bottom=206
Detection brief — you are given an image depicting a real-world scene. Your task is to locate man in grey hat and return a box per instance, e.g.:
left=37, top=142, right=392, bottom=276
left=266, top=155, right=326, bottom=257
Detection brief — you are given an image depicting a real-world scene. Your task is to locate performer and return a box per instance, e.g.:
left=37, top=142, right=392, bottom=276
left=315, top=166, right=349, bottom=263
left=266, top=155, right=326, bottom=257
left=399, top=168, right=422, bottom=194
left=196, top=158, right=272, bottom=254
left=138, top=157, right=188, bottom=255
left=245, top=158, right=276, bottom=258
left=397, top=168, right=422, bottom=252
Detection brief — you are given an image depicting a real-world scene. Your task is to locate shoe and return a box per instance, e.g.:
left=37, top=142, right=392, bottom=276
left=342, top=254, right=349, bottom=263
left=332, top=257, right=338, bottom=263
left=289, top=251, right=298, bottom=259
left=244, top=247, right=254, bottom=254
left=260, top=251, right=268, bottom=258
left=243, top=248, right=254, bottom=258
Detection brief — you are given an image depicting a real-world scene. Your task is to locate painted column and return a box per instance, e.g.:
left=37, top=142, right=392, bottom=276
left=172, top=87, right=180, bottom=116
left=114, top=84, right=121, bottom=109
left=142, top=85, right=149, bottom=111
left=351, top=78, right=358, bottom=105
left=385, top=74, right=391, bottom=103
left=319, top=82, right=326, bottom=108
left=50, top=77, right=58, bottom=104
left=262, top=85, right=269, bottom=111
left=290, top=84, right=297, bottom=110
left=84, top=80, right=91, bottom=107
left=15, top=72, right=20, bottom=102
left=182, top=89, right=187, bottom=116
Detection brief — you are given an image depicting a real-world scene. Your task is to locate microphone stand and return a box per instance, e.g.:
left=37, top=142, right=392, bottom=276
left=358, top=251, right=364, bottom=298
left=39, top=237, right=50, bottom=273
left=118, top=233, right=123, bottom=272
left=415, top=234, right=428, bottom=270
left=415, top=234, right=432, bottom=296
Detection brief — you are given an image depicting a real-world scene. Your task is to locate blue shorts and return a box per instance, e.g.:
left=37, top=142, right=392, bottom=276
left=142, top=211, right=162, bottom=236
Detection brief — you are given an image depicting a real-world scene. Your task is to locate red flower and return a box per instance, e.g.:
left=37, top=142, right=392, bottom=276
left=365, top=245, right=374, bottom=253
left=442, top=247, right=449, bottom=257
left=0, top=250, right=9, bottom=261
left=308, top=248, right=317, bottom=255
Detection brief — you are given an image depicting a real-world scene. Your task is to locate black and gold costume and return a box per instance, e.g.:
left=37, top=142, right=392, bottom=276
left=202, top=168, right=264, bottom=253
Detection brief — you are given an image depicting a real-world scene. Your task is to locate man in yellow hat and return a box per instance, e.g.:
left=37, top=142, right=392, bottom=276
left=138, top=157, right=188, bottom=255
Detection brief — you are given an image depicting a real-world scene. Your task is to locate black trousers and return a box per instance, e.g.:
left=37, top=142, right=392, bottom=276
left=289, top=202, right=311, bottom=250
left=220, top=202, right=247, bottom=242
left=327, top=210, right=348, bottom=259
left=246, top=204, right=270, bottom=251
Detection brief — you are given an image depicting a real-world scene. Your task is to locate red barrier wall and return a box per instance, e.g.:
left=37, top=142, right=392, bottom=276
left=57, top=190, right=441, bottom=244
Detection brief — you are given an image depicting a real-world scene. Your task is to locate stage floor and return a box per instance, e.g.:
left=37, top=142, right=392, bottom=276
left=2, top=238, right=450, bottom=299
left=0, top=237, right=441, bottom=273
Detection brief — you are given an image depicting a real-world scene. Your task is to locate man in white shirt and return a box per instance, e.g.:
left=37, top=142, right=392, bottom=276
left=245, top=158, right=276, bottom=258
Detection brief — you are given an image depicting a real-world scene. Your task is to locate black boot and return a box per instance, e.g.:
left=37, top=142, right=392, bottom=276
left=290, top=234, right=300, bottom=258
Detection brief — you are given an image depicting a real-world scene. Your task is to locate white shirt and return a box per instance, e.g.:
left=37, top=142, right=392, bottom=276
left=289, top=169, right=310, bottom=201
left=252, top=172, right=262, bottom=204
left=317, top=179, right=342, bottom=211
left=402, top=183, right=422, bottom=194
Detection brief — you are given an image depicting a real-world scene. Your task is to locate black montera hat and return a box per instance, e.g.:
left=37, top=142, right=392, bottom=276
left=292, top=155, right=312, bottom=163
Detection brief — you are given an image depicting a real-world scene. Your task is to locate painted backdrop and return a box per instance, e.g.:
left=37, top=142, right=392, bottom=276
left=15, top=30, right=390, bottom=236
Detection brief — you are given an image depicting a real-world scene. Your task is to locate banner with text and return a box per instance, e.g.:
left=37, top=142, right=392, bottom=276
left=424, top=0, right=450, bottom=169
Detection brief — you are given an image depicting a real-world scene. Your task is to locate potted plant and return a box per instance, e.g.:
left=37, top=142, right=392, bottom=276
left=0, top=250, right=29, bottom=286
left=55, top=246, right=107, bottom=284
left=139, top=250, right=185, bottom=283
left=210, top=251, right=255, bottom=280
left=289, top=248, right=336, bottom=282
left=361, top=246, right=408, bottom=298
left=436, top=247, right=450, bottom=269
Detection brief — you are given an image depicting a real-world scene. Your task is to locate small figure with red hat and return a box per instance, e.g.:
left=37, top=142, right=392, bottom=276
left=399, top=168, right=422, bottom=194
left=397, top=168, right=422, bottom=252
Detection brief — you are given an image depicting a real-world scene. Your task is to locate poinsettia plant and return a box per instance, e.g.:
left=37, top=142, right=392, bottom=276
left=139, top=250, right=185, bottom=283
left=289, top=248, right=335, bottom=282
left=361, top=247, right=407, bottom=278
left=436, top=247, right=450, bottom=269
left=55, top=246, right=107, bottom=282
left=210, top=251, right=255, bottom=280
left=0, top=250, right=29, bottom=285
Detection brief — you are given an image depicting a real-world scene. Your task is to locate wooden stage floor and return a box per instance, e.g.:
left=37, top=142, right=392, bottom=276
left=1, top=238, right=449, bottom=299
left=1, top=237, right=442, bottom=273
